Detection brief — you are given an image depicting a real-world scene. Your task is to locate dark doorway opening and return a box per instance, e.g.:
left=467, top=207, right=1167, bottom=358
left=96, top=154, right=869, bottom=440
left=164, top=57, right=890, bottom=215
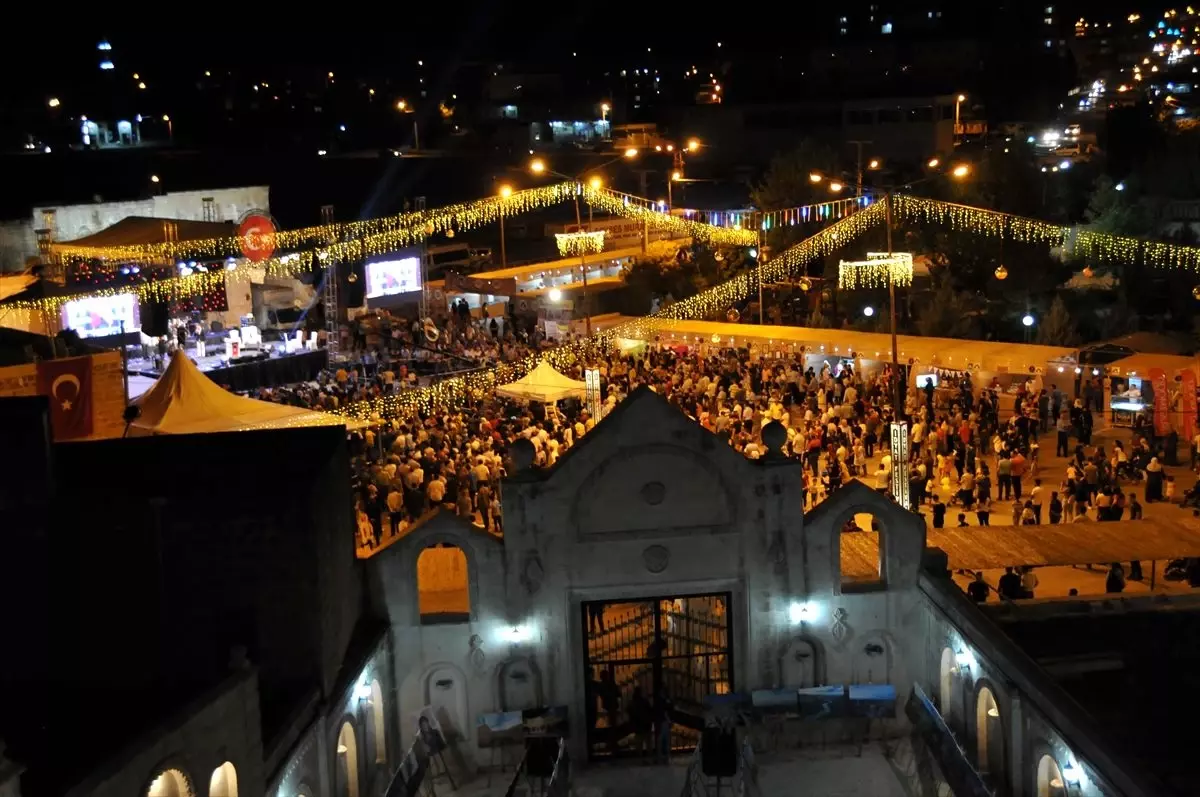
left=581, top=592, right=733, bottom=761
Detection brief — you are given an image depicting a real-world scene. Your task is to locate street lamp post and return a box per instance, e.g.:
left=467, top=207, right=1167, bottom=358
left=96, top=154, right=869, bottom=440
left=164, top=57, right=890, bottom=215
left=498, top=185, right=512, bottom=268
left=848, top=140, right=873, bottom=197
left=528, top=151, right=637, bottom=336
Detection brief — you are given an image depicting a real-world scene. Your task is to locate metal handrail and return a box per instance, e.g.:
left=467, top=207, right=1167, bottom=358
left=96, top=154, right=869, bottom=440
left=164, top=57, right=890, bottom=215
left=546, top=738, right=572, bottom=797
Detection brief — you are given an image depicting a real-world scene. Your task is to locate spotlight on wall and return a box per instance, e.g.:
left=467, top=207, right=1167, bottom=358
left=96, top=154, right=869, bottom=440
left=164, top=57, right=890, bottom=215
left=788, top=601, right=818, bottom=624
left=497, top=624, right=533, bottom=644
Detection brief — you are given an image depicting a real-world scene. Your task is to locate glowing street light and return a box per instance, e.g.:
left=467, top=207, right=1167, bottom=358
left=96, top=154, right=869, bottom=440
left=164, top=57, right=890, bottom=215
left=47, top=97, right=60, bottom=108
left=498, top=184, right=513, bottom=198
left=687, top=138, right=700, bottom=152
left=809, top=172, right=824, bottom=183
left=1022, top=314, right=1036, bottom=327
left=395, top=99, right=407, bottom=111
left=868, top=158, right=881, bottom=169
left=952, top=164, right=971, bottom=178
left=150, top=174, right=160, bottom=183
left=530, top=158, right=546, bottom=173
left=927, top=157, right=940, bottom=168
left=863, top=306, right=876, bottom=317
left=624, top=147, right=638, bottom=158
left=671, top=170, right=682, bottom=181
left=548, top=288, right=563, bottom=301
left=588, top=176, right=603, bottom=190
left=829, top=181, right=844, bottom=193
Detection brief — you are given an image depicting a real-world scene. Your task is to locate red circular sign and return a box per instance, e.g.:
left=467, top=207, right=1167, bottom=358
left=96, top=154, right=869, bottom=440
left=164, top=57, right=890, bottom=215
left=237, top=212, right=277, bottom=263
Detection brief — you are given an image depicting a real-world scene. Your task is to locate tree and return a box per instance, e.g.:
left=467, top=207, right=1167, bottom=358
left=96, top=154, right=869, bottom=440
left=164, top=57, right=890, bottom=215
left=911, top=280, right=979, bottom=339
left=1035, top=296, right=1080, bottom=346
left=1082, top=175, right=1152, bottom=237
left=751, top=140, right=840, bottom=251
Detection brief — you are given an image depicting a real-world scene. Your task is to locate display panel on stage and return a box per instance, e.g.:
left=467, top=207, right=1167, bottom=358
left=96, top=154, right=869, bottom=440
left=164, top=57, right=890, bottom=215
left=60, top=294, right=140, bottom=339
left=366, top=256, right=422, bottom=299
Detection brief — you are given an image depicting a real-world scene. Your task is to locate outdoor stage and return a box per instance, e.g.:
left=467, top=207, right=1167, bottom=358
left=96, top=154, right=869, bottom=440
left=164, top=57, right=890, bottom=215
left=126, top=343, right=328, bottom=394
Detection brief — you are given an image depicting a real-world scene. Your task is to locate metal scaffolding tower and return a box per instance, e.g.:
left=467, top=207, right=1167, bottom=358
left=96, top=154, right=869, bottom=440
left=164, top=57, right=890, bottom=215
left=320, top=205, right=339, bottom=357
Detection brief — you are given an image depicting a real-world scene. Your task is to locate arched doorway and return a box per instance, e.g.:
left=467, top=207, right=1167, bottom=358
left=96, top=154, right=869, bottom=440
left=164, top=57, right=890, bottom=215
left=1036, top=754, right=1066, bottom=797
left=939, top=648, right=955, bottom=716
left=147, top=769, right=193, bottom=797
left=417, top=544, right=470, bottom=623
left=208, top=762, right=238, bottom=797
left=337, top=721, right=360, bottom=797
left=369, top=680, right=387, bottom=763
left=975, top=688, right=1001, bottom=776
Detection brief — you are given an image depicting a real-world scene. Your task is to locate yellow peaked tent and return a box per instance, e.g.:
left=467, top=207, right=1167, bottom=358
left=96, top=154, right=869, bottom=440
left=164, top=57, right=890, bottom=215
left=130, top=351, right=363, bottom=435
left=495, top=360, right=586, bottom=403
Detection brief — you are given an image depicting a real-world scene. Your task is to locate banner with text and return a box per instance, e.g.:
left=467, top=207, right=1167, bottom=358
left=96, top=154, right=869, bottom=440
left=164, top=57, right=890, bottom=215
left=445, top=272, right=518, bottom=297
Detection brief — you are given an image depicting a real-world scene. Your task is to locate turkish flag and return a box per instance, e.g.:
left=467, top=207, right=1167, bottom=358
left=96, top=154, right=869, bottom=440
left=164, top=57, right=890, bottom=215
left=36, top=356, right=94, bottom=440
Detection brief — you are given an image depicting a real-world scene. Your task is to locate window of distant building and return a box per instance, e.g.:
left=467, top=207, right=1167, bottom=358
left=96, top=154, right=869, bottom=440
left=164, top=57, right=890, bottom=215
left=881, top=22, right=893, bottom=34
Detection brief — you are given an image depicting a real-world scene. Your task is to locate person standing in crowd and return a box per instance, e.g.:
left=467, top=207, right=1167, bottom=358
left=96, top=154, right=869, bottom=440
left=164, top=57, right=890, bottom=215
left=967, top=572, right=990, bottom=603
left=1029, top=478, right=1045, bottom=524
left=998, top=567, right=1023, bottom=600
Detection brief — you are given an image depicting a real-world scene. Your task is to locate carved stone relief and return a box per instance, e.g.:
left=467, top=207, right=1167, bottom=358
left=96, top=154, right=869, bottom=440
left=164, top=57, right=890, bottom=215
left=643, top=544, right=670, bottom=573
left=519, top=550, right=544, bottom=595
left=468, top=634, right=487, bottom=675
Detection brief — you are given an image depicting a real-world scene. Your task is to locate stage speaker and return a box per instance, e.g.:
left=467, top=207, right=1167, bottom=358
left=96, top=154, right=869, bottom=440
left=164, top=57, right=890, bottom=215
left=524, top=736, right=559, bottom=778
left=700, top=727, right=738, bottom=777
left=140, top=299, right=169, bottom=337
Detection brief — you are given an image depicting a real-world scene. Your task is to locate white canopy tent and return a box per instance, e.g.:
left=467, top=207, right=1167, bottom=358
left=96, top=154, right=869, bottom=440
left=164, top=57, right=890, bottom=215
left=130, top=351, right=364, bottom=435
left=496, top=360, right=586, bottom=403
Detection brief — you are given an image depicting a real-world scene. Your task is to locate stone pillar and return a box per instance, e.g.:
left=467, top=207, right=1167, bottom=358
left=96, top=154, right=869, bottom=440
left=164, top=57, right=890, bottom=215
left=1008, top=693, right=1026, bottom=797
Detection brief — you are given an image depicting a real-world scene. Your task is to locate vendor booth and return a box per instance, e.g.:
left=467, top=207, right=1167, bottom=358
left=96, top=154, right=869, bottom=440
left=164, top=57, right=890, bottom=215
left=635, top=319, right=1077, bottom=417
left=1101, top=353, right=1200, bottom=432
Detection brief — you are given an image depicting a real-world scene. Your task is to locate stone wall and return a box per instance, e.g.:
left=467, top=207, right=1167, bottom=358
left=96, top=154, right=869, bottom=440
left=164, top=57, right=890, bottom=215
left=69, top=670, right=265, bottom=797
left=912, top=574, right=1146, bottom=797
left=368, top=386, right=931, bottom=769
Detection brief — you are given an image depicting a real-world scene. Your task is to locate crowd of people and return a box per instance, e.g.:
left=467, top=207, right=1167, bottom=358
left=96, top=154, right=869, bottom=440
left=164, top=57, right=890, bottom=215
left=236, top=313, right=1196, bottom=604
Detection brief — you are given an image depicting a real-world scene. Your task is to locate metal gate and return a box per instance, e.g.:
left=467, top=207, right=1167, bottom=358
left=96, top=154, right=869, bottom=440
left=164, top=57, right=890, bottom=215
left=581, top=592, right=733, bottom=761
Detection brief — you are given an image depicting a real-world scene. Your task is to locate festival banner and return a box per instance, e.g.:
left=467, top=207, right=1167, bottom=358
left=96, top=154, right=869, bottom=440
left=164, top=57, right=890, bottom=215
left=1149, top=367, right=1170, bottom=436
left=35, top=356, right=94, bottom=440
left=1182, top=369, right=1198, bottom=441
left=445, top=271, right=518, bottom=297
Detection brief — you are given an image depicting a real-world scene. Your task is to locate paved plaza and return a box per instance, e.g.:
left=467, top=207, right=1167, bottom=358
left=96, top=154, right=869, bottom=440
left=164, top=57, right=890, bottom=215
left=849, top=416, right=1200, bottom=600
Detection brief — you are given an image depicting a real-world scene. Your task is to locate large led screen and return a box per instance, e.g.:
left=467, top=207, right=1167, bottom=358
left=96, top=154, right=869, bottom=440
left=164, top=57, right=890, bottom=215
left=365, top=257, right=421, bottom=299
left=60, top=293, right=140, bottom=339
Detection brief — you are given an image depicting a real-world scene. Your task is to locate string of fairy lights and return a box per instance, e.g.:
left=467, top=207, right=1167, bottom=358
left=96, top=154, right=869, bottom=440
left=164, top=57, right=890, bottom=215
left=336, top=201, right=885, bottom=422
left=554, top=230, right=607, bottom=257
left=893, top=195, right=1200, bottom=271
left=5, top=183, right=756, bottom=320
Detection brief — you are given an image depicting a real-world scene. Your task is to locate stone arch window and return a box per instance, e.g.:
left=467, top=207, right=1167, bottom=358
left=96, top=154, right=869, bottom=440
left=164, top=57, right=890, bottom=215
left=1036, top=754, right=1066, bottom=797
left=208, top=762, right=238, bottom=797
left=975, top=687, right=1003, bottom=778
left=369, top=679, right=387, bottom=763
left=146, top=769, right=194, bottom=797
left=837, top=506, right=886, bottom=590
left=336, top=721, right=360, bottom=797
left=417, top=542, right=470, bottom=623
left=939, top=647, right=955, bottom=717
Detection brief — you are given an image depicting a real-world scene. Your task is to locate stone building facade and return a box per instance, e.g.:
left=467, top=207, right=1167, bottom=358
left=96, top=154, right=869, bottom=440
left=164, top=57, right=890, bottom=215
left=5, top=385, right=1160, bottom=797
